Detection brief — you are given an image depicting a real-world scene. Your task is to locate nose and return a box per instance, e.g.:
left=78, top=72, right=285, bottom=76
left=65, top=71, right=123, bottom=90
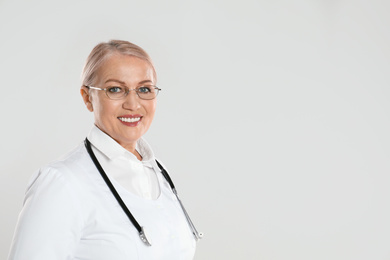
left=122, top=90, right=141, bottom=110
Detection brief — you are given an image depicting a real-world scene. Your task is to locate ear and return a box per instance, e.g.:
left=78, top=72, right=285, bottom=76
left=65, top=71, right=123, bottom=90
left=80, top=86, right=93, bottom=112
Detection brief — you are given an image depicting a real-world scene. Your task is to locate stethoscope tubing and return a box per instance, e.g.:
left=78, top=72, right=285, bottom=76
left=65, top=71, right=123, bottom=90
left=84, top=138, right=202, bottom=246
left=155, top=160, right=203, bottom=240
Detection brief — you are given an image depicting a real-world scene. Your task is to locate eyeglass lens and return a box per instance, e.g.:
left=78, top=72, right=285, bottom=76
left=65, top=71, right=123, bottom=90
left=106, top=86, right=159, bottom=100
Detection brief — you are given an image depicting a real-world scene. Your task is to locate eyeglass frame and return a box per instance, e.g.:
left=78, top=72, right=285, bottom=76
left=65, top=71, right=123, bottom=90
left=85, top=85, right=161, bottom=100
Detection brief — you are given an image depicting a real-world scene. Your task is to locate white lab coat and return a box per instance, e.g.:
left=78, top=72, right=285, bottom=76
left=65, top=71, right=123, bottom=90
left=8, top=142, right=196, bottom=260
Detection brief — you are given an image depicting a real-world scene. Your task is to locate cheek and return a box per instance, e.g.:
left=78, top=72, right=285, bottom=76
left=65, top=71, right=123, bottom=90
left=146, top=101, right=157, bottom=118
left=92, top=96, right=118, bottom=122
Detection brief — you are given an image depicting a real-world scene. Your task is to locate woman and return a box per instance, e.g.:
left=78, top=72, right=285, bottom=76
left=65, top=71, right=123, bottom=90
left=8, top=40, right=201, bottom=260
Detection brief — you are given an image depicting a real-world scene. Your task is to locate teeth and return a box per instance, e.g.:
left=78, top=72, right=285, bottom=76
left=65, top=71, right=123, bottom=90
left=119, top=117, right=141, bottom=123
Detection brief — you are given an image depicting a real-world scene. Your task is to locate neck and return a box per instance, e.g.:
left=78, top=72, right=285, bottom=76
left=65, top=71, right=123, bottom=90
left=120, top=142, right=143, bottom=161
left=94, top=125, right=142, bottom=161
left=133, top=150, right=143, bottom=161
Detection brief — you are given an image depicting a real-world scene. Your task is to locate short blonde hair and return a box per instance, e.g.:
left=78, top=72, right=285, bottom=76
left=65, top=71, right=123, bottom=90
left=81, top=40, right=156, bottom=87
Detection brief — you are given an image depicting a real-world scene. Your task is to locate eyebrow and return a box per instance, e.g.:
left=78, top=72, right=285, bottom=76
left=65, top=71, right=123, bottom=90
left=105, top=79, right=126, bottom=85
left=104, top=79, right=154, bottom=85
left=138, top=80, right=154, bottom=85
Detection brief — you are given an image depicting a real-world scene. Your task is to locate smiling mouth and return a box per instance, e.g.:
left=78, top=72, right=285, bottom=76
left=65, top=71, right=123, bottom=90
left=118, top=117, right=141, bottom=123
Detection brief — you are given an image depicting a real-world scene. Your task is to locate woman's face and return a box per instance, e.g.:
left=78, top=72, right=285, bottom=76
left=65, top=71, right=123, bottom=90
left=82, top=54, right=157, bottom=150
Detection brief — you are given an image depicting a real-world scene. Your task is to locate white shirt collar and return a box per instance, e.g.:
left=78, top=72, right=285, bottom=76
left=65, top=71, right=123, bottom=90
left=87, top=125, right=155, bottom=163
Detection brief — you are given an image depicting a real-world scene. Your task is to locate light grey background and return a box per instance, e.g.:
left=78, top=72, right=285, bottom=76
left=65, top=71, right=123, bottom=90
left=1, top=0, right=389, bottom=259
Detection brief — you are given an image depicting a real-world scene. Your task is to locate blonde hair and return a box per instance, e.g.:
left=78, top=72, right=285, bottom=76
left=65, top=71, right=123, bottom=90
left=81, top=40, right=156, bottom=87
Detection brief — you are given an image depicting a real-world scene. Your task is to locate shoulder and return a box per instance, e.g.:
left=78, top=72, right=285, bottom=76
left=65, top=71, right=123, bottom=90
left=48, top=142, right=92, bottom=174
left=10, top=146, right=90, bottom=259
left=26, top=143, right=94, bottom=199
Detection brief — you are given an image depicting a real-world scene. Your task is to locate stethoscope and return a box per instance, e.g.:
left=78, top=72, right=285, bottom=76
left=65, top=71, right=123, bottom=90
left=84, top=138, right=203, bottom=246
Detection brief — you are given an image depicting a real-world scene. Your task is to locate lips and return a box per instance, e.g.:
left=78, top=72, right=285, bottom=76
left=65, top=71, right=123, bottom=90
left=118, top=117, right=141, bottom=123
left=118, top=115, right=142, bottom=126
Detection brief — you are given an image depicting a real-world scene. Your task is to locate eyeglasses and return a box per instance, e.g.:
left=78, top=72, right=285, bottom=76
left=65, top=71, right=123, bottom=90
left=85, top=85, right=161, bottom=100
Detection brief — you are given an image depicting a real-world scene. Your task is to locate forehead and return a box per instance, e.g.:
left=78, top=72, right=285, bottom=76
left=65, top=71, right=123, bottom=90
left=96, top=54, right=155, bottom=85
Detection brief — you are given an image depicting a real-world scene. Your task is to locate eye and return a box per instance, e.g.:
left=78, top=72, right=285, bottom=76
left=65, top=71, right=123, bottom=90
left=138, top=86, right=153, bottom=93
left=107, top=86, right=125, bottom=93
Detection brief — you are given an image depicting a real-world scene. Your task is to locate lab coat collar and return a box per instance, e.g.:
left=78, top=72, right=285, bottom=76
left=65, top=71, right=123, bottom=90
left=87, top=125, right=155, bottom=164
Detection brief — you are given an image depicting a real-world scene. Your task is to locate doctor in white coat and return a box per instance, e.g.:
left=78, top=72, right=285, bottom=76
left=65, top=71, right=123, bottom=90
left=8, top=40, right=199, bottom=260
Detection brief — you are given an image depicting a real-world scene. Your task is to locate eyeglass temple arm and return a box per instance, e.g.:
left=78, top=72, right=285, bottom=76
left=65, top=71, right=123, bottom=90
left=85, top=86, right=105, bottom=91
